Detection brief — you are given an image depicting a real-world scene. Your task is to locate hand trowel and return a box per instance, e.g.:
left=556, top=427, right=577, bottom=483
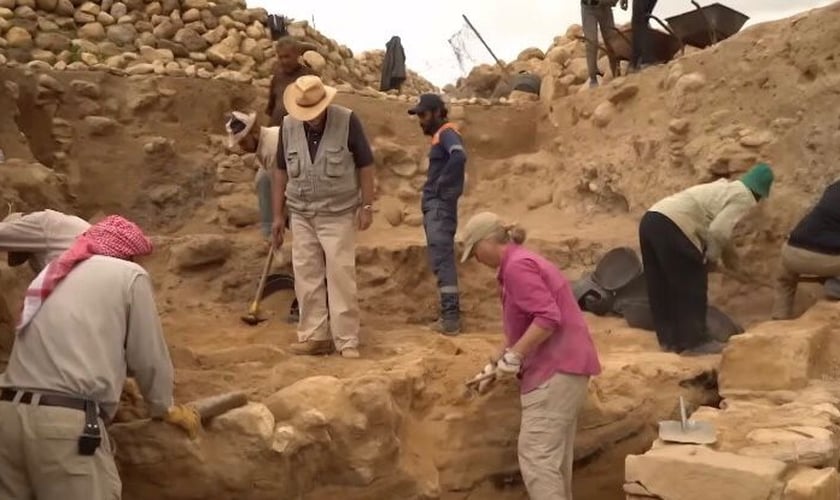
left=658, top=396, right=717, bottom=444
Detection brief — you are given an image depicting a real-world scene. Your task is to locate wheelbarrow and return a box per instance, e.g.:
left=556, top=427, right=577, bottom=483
left=577, top=26, right=682, bottom=78
left=665, top=1, right=749, bottom=49
left=603, top=25, right=683, bottom=67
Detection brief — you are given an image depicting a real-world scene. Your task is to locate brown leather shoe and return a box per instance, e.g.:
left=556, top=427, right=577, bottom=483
left=288, top=340, right=334, bottom=356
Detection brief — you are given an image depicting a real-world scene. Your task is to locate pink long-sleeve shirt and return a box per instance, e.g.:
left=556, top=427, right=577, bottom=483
left=498, top=244, right=602, bottom=394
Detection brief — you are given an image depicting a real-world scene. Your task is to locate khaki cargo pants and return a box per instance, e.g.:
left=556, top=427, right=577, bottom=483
left=772, top=243, right=840, bottom=320
left=0, top=401, right=121, bottom=500
left=518, top=373, right=590, bottom=500
left=291, top=211, right=360, bottom=351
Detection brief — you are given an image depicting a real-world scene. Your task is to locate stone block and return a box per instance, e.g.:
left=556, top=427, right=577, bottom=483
left=625, top=445, right=787, bottom=500
left=719, top=323, right=828, bottom=393
left=783, top=467, right=839, bottom=500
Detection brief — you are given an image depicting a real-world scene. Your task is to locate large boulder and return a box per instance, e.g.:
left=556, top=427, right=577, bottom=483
left=168, top=235, right=233, bottom=271
left=173, top=27, right=207, bottom=52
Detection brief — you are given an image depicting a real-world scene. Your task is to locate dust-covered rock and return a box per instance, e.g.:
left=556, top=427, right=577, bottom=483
left=84, top=116, right=119, bottom=136
left=169, top=234, right=233, bottom=270
left=592, top=101, right=616, bottom=128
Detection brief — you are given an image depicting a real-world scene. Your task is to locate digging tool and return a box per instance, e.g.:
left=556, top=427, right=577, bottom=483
left=658, top=396, right=716, bottom=444
left=241, top=244, right=276, bottom=325
left=188, top=391, right=248, bottom=423
left=462, top=370, right=497, bottom=400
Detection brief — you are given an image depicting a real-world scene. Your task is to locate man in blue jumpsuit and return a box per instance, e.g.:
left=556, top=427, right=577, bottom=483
left=408, top=94, right=467, bottom=335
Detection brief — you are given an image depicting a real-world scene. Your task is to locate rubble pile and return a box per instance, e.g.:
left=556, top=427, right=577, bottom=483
left=0, top=0, right=436, bottom=93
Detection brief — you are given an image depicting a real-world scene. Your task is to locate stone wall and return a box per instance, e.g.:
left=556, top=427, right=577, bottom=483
left=0, top=0, right=436, bottom=94
left=624, top=303, right=840, bottom=500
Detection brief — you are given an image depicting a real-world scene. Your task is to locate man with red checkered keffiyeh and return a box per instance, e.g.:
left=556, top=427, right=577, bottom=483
left=0, top=215, right=196, bottom=499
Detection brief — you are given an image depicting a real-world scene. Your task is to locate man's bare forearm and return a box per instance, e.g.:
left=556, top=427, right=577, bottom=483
left=273, top=169, right=288, bottom=220
left=358, top=165, right=375, bottom=205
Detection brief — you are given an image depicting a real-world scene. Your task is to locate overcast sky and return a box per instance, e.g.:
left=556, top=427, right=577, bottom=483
left=250, top=0, right=835, bottom=86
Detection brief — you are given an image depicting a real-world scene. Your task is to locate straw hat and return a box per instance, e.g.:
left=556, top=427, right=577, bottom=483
left=283, top=75, right=337, bottom=122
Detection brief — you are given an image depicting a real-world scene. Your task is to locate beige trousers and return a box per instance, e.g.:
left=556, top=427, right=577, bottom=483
left=772, top=243, right=840, bottom=319
left=291, top=212, right=360, bottom=351
left=518, top=373, right=590, bottom=500
left=0, top=401, right=121, bottom=500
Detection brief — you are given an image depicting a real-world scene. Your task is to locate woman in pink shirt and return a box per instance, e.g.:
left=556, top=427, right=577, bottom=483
left=461, top=212, right=601, bottom=500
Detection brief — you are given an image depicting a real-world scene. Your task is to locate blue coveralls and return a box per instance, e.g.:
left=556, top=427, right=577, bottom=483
left=422, top=123, right=467, bottom=321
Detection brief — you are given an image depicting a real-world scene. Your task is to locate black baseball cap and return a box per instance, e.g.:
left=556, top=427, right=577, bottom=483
left=408, top=94, right=446, bottom=115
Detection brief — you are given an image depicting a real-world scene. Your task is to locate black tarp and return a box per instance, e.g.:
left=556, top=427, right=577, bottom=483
left=380, top=36, right=407, bottom=92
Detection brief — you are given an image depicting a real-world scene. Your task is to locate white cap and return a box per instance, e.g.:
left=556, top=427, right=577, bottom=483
left=225, top=111, right=257, bottom=149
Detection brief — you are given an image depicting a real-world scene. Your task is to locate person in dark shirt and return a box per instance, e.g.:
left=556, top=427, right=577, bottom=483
left=266, top=37, right=317, bottom=126
left=772, top=180, right=840, bottom=319
left=408, top=94, right=467, bottom=335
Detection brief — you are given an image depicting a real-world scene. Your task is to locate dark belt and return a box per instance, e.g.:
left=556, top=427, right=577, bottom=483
left=0, top=389, right=108, bottom=423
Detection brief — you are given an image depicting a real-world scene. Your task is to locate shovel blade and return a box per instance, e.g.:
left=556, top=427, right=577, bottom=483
left=658, top=420, right=717, bottom=444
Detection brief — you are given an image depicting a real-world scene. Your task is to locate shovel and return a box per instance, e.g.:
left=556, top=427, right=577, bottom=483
left=658, top=396, right=717, bottom=444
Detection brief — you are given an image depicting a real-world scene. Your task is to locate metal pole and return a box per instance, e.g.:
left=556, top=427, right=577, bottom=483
left=461, top=14, right=506, bottom=72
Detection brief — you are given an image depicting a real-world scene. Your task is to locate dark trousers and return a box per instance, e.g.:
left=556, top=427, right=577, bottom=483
left=631, top=0, right=658, bottom=68
left=422, top=197, right=460, bottom=320
left=639, top=211, right=708, bottom=352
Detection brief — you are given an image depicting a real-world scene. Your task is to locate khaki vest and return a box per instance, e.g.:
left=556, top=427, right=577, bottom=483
left=282, top=105, right=359, bottom=216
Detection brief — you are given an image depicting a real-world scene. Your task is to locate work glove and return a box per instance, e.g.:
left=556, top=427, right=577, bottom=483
left=164, top=404, right=201, bottom=439
left=466, top=362, right=497, bottom=395
left=494, top=350, right=523, bottom=378
left=620, top=0, right=628, bottom=10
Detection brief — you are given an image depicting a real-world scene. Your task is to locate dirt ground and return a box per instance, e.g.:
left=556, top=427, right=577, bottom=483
left=3, top=3, right=840, bottom=499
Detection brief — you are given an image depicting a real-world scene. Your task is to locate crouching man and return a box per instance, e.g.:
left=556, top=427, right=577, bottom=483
left=0, top=209, right=91, bottom=272
left=0, top=215, right=197, bottom=499
left=272, top=75, right=375, bottom=359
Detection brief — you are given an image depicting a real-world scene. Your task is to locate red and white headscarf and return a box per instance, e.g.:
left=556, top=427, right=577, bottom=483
left=17, top=215, right=153, bottom=333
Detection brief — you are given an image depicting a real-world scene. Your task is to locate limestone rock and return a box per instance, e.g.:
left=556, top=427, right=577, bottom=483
left=545, top=45, right=571, bottom=66
left=378, top=197, right=404, bottom=227
left=79, top=1, right=100, bottom=15
left=208, top=403, right=274, bottom=443
left=31, top=49, right=56, bottom=64
left=168, top=234, right=232, bottom=271
left=669, top=118, right=690, bottom=135
left=0, top=0, right=11, bottom=8
left=126, top=63, right=155, bottom=75
left=783, top=467, right=839, bottom=500
left=183, top=0, right=208, bottom=8
left=526, top=186, right=554, bottom=210
left=107, top=24, right=137, bottom=45
left=70, top=79, right=101, bottom=98
left=182, top=8, right=200, bottom=22
left=608, top=84, right=639, bottom=104
left=84, top=115, right=118, bottom=136
left=625, top=445, right=787, bottom=500
left=79, top=21, right=106, bottom=41
left=592, top=101, right=616, bottom=128
left=517, top=47, right=545, bottom=61
left=566, top=57, right=589, bottom=84
left=74, top=10, right=96, bottom=23
left=739, top=131, right=774, bottom=148
left=55, top=0, right=73, bottom=15
left=152, top=19, right=176, bottom=39
left=6, top=27, right=33, bottom=49
left=218, top=193, right=259, bottom=227
left=0, top=6, right=10, bottom=18
left=36, top=0, right=58, bottom=10
left=35, top=32, right=71, bottom=51
left=97, top=12, right=115, bottom=25
left=301, top=50, right=326, bottom=72
left=139, top=45, right=174, bottom=63
left=14, top=5, right=37, bottom=19
left=80, top=52, right=98, bottom=65
left=676, top=72, right=706, bottom=93
left=207, top=34, right=239, bottom=65
left=110, top=1, right=126, bottom=18
left=174, top=27, right=207, bottom=52
left=719, top=323, right=828, bottom=393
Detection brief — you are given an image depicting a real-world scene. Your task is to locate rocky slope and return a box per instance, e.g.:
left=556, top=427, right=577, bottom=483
left=0, top=0, right=435, bottom=93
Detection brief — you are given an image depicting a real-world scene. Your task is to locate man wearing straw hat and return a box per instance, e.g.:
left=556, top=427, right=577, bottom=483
left=272, top=75, right=375, bottom=359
